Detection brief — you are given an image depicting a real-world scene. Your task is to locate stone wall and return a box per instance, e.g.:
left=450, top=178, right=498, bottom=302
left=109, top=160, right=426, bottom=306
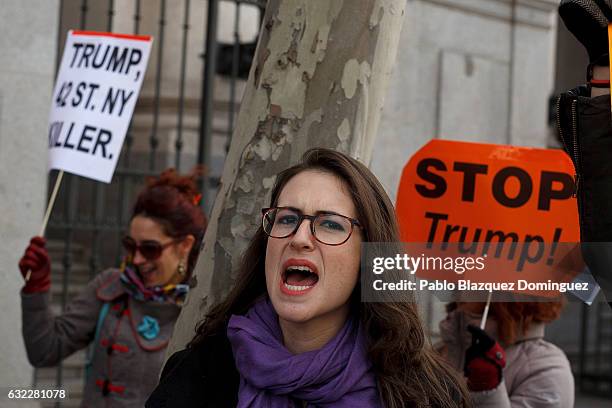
left=0, top=0, right=59, bottom=405
left=370, top=0, right=559, bottom=329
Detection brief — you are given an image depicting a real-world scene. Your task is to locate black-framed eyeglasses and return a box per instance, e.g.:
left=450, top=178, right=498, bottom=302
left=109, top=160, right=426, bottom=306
left=261, top=207, right=362, bottom=246
left=121, top=236, right=182, bottom=261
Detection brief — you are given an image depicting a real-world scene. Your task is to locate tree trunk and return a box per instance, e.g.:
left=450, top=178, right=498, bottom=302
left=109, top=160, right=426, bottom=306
left=168, top=0, right=406, bottom=353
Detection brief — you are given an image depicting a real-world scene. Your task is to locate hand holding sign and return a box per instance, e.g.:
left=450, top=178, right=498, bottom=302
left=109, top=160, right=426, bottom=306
left=25, top=31, right=152, bottom=282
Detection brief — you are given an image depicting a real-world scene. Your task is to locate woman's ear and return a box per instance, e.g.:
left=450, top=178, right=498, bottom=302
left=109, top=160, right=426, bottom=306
left=180, top=234, right=196, bottom=256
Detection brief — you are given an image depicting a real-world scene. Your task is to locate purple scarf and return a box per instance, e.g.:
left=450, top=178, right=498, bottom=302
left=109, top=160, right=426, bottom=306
left=227, top=298, right=382, bottom=408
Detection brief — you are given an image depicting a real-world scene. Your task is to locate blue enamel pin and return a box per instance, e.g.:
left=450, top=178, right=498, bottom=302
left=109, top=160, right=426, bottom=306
left=137, top=316, right=160, bottom=340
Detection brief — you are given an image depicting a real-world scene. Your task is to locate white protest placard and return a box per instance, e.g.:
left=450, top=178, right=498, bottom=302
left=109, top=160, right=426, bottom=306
left=48, top=31, right=152, bottom=183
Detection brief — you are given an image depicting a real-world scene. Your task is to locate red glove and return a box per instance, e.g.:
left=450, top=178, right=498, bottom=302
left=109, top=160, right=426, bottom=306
left=464, top=324, right=506, bottom=392
left=18, top=236, right=51, bottom=294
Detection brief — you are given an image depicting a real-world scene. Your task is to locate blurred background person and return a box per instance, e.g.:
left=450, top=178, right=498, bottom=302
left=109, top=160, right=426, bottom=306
left=558, top=0, right=612, bottom=309
left=18, top=168, right=207, bottom=407
left=437, top=301, right=574, bottom=407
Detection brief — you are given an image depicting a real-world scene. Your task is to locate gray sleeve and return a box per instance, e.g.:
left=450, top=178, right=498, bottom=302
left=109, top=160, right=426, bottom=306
left=20, top=271, right=110, bottom=367
left=472, top=345, right=575, bottom=408
left=471, top=382, right=512, bottom=408
left=506, top=360, right=574, bottom=408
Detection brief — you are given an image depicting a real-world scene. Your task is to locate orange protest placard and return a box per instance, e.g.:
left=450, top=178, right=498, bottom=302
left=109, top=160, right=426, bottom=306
left=395, top=140, right=582, bottom=297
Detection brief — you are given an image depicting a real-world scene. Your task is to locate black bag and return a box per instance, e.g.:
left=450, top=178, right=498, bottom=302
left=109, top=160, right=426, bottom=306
left=557, top=86, right=612, bottom=307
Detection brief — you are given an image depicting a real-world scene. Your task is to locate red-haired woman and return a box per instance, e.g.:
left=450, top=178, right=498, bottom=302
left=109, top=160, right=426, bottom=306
left=18, top=169, right=207, bottom=408
left=437, top=301, right=574, bottom=407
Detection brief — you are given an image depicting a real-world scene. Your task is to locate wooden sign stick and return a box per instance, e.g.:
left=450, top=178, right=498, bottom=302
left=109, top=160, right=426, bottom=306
left=480, top=290, right=493, bottom=330
left=25, top=170, right=64, bottom=282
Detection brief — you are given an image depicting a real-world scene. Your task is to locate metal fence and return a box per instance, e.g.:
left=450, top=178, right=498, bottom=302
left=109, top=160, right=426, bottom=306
left=579, top=300, right=612, bottom=397
left=39, top=0, right=265, bottom=405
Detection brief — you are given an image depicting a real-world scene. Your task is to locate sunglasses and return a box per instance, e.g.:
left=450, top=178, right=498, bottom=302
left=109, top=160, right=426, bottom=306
left=121, top=236, right=181, bottom=261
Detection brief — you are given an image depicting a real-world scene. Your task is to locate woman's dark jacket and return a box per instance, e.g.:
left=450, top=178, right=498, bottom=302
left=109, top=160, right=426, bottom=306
left=557, top=87, right=612, bottom=308
left=145, top=332, right=239, bottom=408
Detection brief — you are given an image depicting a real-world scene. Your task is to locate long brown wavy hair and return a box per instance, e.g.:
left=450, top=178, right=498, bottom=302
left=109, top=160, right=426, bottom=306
left=190, top=148, right=470, bottom=408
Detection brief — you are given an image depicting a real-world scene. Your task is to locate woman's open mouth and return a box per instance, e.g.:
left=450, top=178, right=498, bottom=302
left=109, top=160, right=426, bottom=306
left=280, top=260, right=319, bottom=295
left=138, top=265, right=158, bottom=282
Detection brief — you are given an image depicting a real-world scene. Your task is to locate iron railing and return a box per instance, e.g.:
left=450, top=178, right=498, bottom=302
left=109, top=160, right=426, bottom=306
left=579, top=299, right=612, bottom=397
left=39, top=0, right=265, bottom=406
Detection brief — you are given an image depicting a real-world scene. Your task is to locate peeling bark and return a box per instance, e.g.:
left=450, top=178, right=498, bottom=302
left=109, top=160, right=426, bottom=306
left=168, top=0, right=406, bottom=354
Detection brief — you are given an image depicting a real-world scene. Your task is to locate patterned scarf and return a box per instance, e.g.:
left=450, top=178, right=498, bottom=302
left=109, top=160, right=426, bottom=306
left=119, top=262, right=189, bottom=305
